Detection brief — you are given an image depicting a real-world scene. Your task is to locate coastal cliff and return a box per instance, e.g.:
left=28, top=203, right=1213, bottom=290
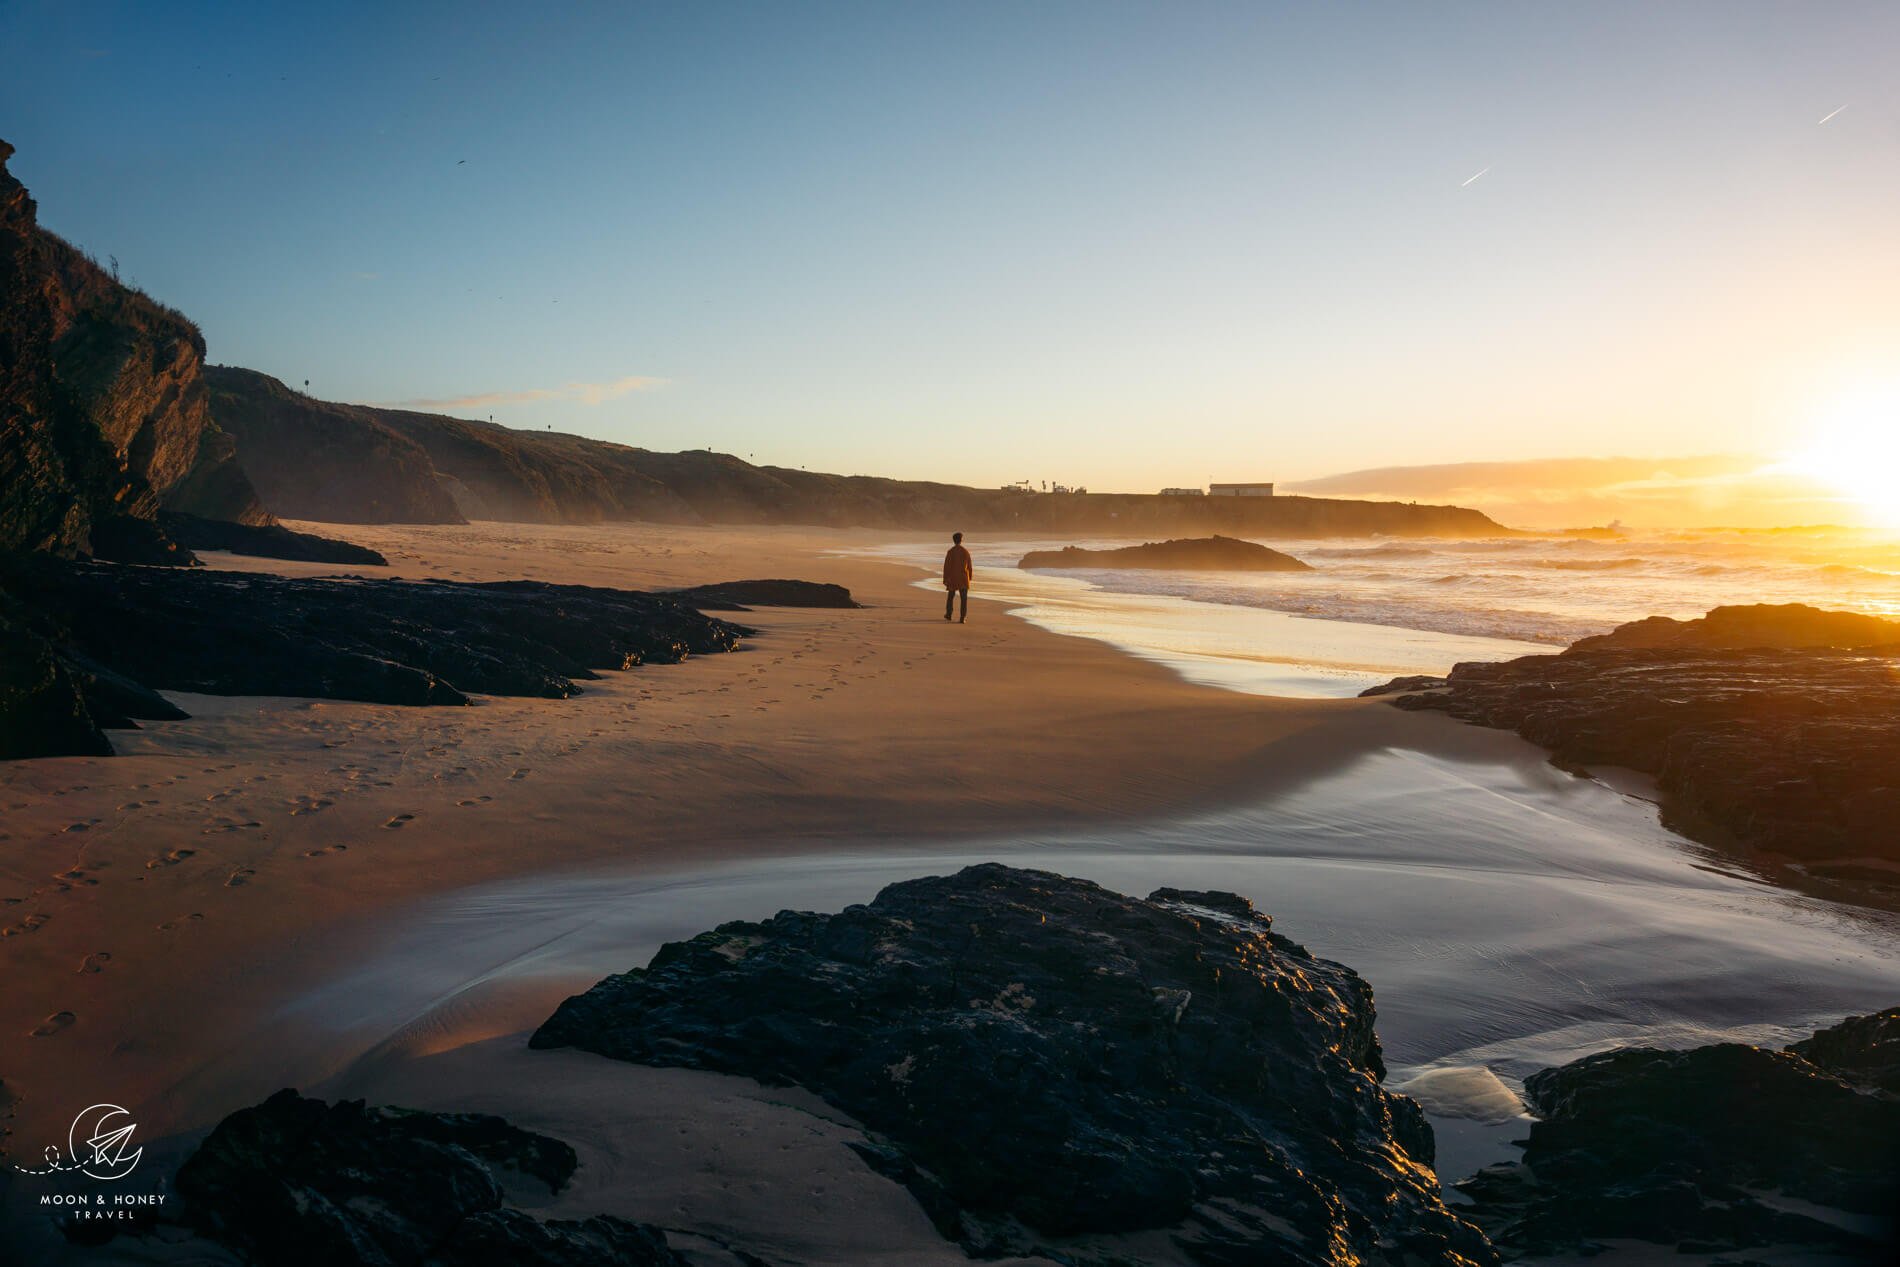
left=0, top=139, right=267, bottom=561
left=209, top=375, right=1513, bottom=536
left=203, top=366, right=465, bottom=524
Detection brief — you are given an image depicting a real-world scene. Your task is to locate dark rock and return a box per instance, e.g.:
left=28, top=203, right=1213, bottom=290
left=1568, top=603, right=1900, bottom=654
left=0, top=617, right=112, bottom=759
left=2, top=138, right=269, bottom=561
left=0, top=559, right=745, bottom=722
left=58, top=647, right=190, bottom=728
left=1787, top=1006, right=1900, bottom=1097
left=157, top=510, right=387, bottom=565
left=1373, top=605, right=1900, bottom=908
left=1358, top=673, right=1447, bottom=698
left=84, top=512, right=199, bottom=566
left=1457, top=1016, right=1900, bottom=1261
left=531, top=863, right=1495, bottom=1266
left=173, top=1088, right=685, bottom=1266
left=666, top=579, right=859, bottom=609
left=1019, top=534, right=1313, bottom=571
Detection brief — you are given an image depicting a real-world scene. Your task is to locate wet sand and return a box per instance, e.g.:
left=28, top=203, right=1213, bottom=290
left=2, top=524, right=1390, bottom=1172
left=4, top=521, right=1896, bottom=1264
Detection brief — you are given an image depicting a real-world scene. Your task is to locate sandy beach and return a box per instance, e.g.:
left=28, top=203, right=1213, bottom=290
left=1, top=527, right=1377, bottom=1175
left=5, top=522, right=1898, bottom=1265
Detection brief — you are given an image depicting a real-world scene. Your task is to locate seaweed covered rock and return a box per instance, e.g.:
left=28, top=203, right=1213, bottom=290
left=532, top=863, right=1494, bottom=1267
left=1458, top=1009, right=1900, bottom=1261
left=0, top=559, right=746, bottom=717
left=174, top=1089, right=684, bottom=1266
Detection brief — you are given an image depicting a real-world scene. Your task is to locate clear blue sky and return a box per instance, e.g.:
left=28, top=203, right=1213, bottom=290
left=5, top=2, right=1896, bottom=492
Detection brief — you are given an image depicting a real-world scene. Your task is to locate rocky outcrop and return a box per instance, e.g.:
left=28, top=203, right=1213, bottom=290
left=1018, top=535, right=1313, bottom=571
left=1566, top=602, right=1900, bottom=654
left=1458, top=1007, right=1900, bottom=1261
left=1370, top=604, right=1900, bottom=907
left=204, top=366, right=466, bottom=524
left=156, top=510, right=388, bottom=565
left=1, top=139, right=267, bottom=561
left=532, top=863, right=1495, bottom=1266
left=0, top=615, right=111, bottom=760
left=172, top=1089, right=685, bottom=1266
left=666, top=579, right=859, bottom=609
left=1789, top=1006, right=1900, bottom=1095
left=0, top=560, right=746, bottom=722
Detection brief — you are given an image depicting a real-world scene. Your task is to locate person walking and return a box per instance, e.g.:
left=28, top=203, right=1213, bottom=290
left=942, top=532, right=973, bottom=623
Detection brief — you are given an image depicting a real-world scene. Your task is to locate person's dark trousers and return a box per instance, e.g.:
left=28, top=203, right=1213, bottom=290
left=945, top=588, right=968, bottom=622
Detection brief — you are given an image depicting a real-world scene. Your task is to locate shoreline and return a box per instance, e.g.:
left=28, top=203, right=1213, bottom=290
left=5, top=521, right=1897, bottom=1263
left=0, top=522, right=1406, bottom=1162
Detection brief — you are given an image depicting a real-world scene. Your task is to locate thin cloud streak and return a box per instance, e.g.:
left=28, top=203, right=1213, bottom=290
left=390, top=374, right=666, bottom=411
left=1817, top=104, right=1846, bottom=124
left=1460, top=165, right=1491, bottom=187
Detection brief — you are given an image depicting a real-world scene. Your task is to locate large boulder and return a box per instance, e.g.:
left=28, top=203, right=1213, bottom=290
left=532, top=863, right=1495, bottom=1266
left=1458, top=1008, right=1900, bottom=1261
left=173, top=1089, right=684, bottom=1267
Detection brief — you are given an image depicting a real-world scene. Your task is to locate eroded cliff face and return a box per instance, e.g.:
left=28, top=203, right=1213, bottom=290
left=204, top=366, right=466, bottom=524
left=0, top=138, right=267, bottom=559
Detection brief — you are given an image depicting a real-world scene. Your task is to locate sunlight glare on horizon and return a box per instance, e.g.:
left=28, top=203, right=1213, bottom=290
left=1784, top=382, right=1900, bottom=528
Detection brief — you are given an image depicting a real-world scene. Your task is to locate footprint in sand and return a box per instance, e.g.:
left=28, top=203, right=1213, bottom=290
left=30, top=1011, right=76, bottom=1038
left=225, top=868, right=255, bottom=887
left=78, top=952, right=112, bottom=975
left=508, top=768, right=531, bottom=781
left=301, top=845, right=348, bottom=859
left=2, top=912, right=50, bottom=937
left=60, top=822, right=92, bottom=834
left=455, top=796, right=493, bottom=808
left=155, top=913, right=206, bottom=932
left=147, top=848, right=197, bottom=869
left=289, top=797, right=333, bottom=816
left=383, top=814, right=414, bottom=830
left=51, top=868, right=98, bottom=887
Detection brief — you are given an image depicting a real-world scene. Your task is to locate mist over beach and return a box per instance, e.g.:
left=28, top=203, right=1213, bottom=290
left=4, top=4, right=1899, bottom=1265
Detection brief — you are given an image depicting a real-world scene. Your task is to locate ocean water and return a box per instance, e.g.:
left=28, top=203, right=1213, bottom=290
left=847, top=527, right=1900, bottom=696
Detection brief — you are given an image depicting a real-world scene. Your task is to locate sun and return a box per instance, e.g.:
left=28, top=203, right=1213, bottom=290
left=1784, top=384, right=1900, bottom=528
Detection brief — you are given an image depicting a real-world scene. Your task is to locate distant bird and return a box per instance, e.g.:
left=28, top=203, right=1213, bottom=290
left=1818, top=105, right=1847, bottom=124
left=1461, top=165, right=1491, bottom=188
left=457, top=159, right=466, bottom=165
